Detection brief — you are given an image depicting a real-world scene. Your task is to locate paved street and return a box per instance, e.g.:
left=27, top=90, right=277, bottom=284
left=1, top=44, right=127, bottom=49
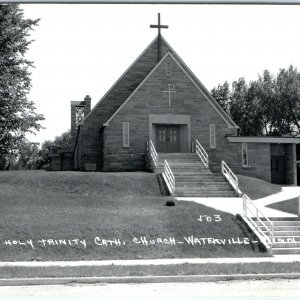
left=0, top=279, right=299, bottom=298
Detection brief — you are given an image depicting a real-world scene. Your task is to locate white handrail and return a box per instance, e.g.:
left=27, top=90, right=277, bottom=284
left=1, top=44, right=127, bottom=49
left=195, top=139, right=209, bottom=168
left=148, top=140, right=158, bottom=168
left=221, top=160, right=239, bottom=195
left=162, top=160, right=175, bottom=195
left=242, top=194, right=274, bottom=245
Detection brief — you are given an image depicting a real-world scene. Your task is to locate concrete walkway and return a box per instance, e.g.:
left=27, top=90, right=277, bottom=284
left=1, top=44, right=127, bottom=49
left=1, top=256, right=300, bottom=267
left=176, top=186, right=300, bottom=218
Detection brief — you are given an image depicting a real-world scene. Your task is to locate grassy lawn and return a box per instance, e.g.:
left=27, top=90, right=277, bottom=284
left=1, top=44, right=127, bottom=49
left=237, top=174, right=282, bottom=200
left=1, top=262, right=300, bottom=278
left=267, top=198, right=299, bottom=215
left=0, top=171, right=268, bottom=261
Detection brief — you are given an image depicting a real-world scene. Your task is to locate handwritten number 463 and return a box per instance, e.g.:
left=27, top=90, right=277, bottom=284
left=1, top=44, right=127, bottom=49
left=198, top=215, right=222, bottom=222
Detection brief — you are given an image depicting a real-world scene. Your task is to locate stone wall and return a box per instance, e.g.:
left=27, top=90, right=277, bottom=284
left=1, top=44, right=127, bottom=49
left=211, top=142, right=272, bottom=182
left=79, top=38, right=168, bottom=171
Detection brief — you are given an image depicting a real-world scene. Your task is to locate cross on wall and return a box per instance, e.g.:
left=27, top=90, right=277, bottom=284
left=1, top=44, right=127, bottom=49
left=162, top=84, right=176, bottom=106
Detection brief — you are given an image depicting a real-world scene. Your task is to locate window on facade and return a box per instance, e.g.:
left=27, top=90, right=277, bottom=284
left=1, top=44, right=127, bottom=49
left=210, top=124, right=216, bottom=148
left=242, top=143, right=248, bottom=167
left=166, top=62, right=171, bottom=76
left=123, top=122, right=129, bottom=147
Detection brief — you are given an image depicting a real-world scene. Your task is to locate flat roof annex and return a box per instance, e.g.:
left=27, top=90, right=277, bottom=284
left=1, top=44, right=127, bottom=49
left=227, top=136, right=300, bottom=144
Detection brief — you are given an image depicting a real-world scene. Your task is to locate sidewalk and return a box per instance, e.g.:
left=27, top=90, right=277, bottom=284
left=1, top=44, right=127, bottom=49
left=1, top=255, right=300, bottom=268
left=176, top=186, right=300, bottom=218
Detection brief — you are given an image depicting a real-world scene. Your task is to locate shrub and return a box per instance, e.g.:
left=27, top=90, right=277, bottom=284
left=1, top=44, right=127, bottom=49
left=165, top=199, right=175, bottom=207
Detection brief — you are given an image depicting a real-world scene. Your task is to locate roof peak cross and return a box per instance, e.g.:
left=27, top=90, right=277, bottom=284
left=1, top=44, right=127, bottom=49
left=150, top=13, right=168, bottom=36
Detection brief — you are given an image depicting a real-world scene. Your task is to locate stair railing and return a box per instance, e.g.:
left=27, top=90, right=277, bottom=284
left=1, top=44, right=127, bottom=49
left=242, top=194, right=274, bottom=246
left=162, top=160, right=175, bottom=195
left=147, top=140, right=158, bottom=168
left=195, top=139, right=209, bottom=168
left=221, top=160, right=239, bottom=195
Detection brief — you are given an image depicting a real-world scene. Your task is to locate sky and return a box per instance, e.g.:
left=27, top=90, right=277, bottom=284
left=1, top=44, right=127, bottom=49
left=21, top=4, right=300, bottom=144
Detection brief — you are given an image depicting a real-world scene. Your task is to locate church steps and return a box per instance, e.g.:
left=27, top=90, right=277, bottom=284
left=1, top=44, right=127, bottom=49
left=271, top=247, right=300, bottom=255
left=269, top=231, right=300, bottom=237
left=175, top=182, right=230, bottom=187
left=272, top=236, right=300, bottom=243
left=254, top=218, right=300, bottom=255
left=259, top=225, right=300, bottom=232
left=173, top=176, right=228, bottom=183
left=157, top=152, right=237, bottom=197
left=271, top=242, right=300, bottom=248
left=175, top=186, right=234, bottom=191
left=266, top=221, right=300, bottom=226
left=175, top=192, right=237, bottom=197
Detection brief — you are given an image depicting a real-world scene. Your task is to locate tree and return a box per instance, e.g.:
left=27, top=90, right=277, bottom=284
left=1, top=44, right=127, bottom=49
left=255, top=70, right=277, bottom=135
left=211, top=65, right=300, bottom=137
left=211, top=81, right=230, bottom=113
left=36, top=130, right=72, bottom=169
left=14, top=139, right=39, bottom=170
left=275, top=65, right=300, bottom=136
left=229, top=78, right=249, bottom=134
left=0, top=4, right=44, bottom=170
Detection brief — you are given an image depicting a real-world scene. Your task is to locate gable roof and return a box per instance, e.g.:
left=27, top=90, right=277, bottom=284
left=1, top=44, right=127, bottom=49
left=104, top=52, right=237, bottom=128
left=83, top=36, right=164, bottom=124
left=84, top=35, right=238, bottom=129
left=160, top=36, right=238, bottom=128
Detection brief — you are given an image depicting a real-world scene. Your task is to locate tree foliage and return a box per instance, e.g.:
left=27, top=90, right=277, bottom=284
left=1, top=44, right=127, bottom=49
left=211, top=81, right=230, bottom=113
left=10, top=130, right=72, bottom=170
left=0, top=4, right=44, bottom=169
left=36, top=130, right=72, bottom=169
left=211, top=65, right=300, bottom=136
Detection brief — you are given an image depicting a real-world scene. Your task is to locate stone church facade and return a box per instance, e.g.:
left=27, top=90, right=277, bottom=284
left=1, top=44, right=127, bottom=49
left=51, top=31, right=300, bottom=186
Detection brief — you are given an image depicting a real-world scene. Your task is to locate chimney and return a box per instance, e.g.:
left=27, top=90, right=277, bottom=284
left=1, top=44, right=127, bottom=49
left=84, top=95, right=91, bottom=116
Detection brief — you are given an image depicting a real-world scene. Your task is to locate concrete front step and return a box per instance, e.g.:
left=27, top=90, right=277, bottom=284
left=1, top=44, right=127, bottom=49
left=273, top=236, right=300, bottom=242
left=272, top=242, right=300, bottom=248
left=175, top=191, right=237, bottom=197
left=271, top=221, right=300, bottom=226
left=174, top=174, right=226, bottom=179
left=176, top=180, right=228, bottom=187
left=158, top=163, right=205, bottom=166
left=272, top=247, right=300, bottom=255
left=176, top=193, right=237, bottom=197
left=261, top=230, right=300, bottom=236
left=259, top=225, right=300, bottom=231
left=175, top=186, right=234, bottom=192
left=257, top=217, right=300, bottom=221
left=175, top=176, right=227, bottom=181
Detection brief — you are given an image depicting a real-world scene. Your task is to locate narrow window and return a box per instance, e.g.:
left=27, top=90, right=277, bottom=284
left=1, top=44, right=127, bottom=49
left=123, top=122, right=129, bottom=147
left=210, top=124, right=216, bottom=148
left=242, top=143, right=248, bottom=167
left=166, top=62, right=171, bottom=76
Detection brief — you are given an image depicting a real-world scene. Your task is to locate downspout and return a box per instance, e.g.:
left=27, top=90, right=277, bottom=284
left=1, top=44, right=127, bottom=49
left=100, top=125, right=105, bottom=170
left=73, top=125, right=81, bottom=170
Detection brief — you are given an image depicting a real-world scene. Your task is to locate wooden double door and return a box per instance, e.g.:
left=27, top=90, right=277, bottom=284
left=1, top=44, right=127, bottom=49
left=156, top=125, right=180, bottom=153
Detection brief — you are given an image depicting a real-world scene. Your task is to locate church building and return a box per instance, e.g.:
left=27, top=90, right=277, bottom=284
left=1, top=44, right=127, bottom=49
left=50, top=14, right=300, bottom=189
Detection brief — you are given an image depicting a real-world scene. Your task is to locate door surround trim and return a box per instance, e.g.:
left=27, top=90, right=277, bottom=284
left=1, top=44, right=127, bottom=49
left=149, top=114, right=191, bottom=152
